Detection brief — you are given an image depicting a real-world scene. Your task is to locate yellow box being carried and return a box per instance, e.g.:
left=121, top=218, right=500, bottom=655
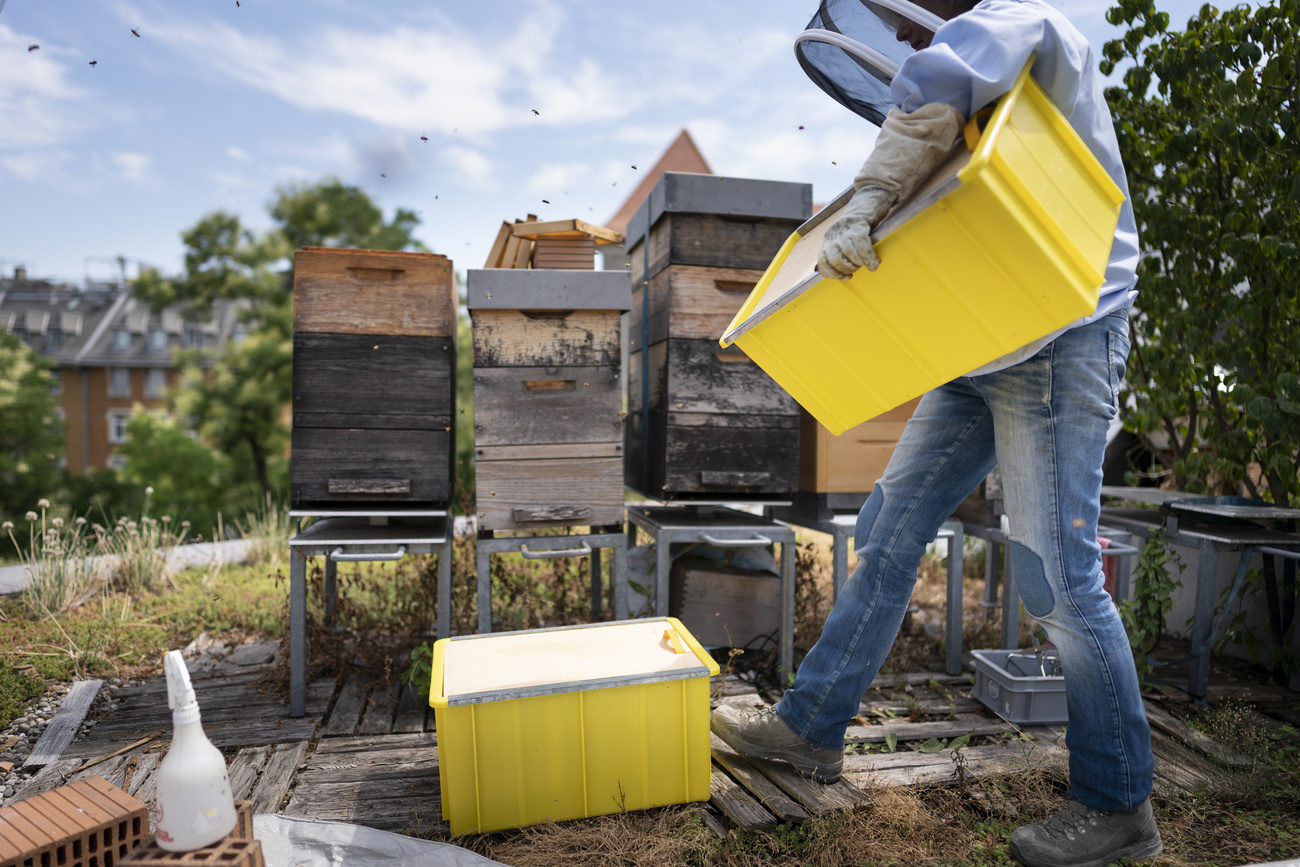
left=720, top=62, right=1124, bottom=435
left=429, top=618, right=719, bottom=835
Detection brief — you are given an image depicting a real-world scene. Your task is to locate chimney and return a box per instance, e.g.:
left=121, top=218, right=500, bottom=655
left=14, top=267, right=26, bottom=281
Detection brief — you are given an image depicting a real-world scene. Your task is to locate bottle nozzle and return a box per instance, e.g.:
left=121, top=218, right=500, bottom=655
left=164, top=650, right=197, bottom=712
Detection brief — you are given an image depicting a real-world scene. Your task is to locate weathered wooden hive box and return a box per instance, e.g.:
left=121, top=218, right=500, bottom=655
left=290, top=247, right=457, bottom=510
left=467, top=269, right=631, bottom=531
left=624, top=173, right=812, bottom=500
left=794, top=397, right=922, bottom=519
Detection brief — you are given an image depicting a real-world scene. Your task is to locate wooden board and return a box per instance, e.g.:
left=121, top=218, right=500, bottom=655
left=484, top=222, right=513, bottom=268
left=227, top=746, right=271, bottom=801
left=799, top=398, right=922, bottom=494
left=23, top=679, right=102, bottom=768
left=628, top=213, right=803, bottom=285
left=625, top=410, right=799, bottom=498
left=471, top=309, right=620, bottom=368
left=358, top=685, right=399, bottom=735
left=841, top=741, right=1067, bottom=788
left=709, top=763, right=778, bottom=832
left=627, top=265, right=765, bottom=348
left=293, top=248, right=456, bottom=337
left=392, top=683, right=429, bottom=734
left=709, top=734, right=810, bottom=824
left=290, top=428, right=452, bottom=507
left=670, top=558, right=781, bottom=650
left=512, top=219, right=621, bottom=244
left=473, top=365, right=621, bottom=447
left=250, top=741, right=309, bottom=816
left=321, top=675, right=367, bottom=738
left=475, top=455, right=624, bottom=531
left=844, top=718, right=1015, bottom=745
left=630, top=340, right=798, bottom=418
left=292, top=334, right=453, bottom=429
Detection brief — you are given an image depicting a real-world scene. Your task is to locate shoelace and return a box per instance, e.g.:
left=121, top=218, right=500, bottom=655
left=1040, top=802, right=1108, bottom=839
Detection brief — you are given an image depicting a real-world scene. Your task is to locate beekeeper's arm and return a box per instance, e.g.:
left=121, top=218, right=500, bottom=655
left=817, top=102, right=964, bottom=279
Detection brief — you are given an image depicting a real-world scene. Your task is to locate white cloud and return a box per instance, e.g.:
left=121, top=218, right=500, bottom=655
left=0, top=26, right=89, bottom=151
left=120, top=1, right=630, bottom=138
left=440, top=145, right=495, bottom=190
left=0, top=149, right=73, bottom=182
left=111, top=151, right=151, bottom=181
left=226, top=146, right=250, bottom=161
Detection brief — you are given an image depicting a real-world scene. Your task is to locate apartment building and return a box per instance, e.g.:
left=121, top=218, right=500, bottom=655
left=0, top=267, right=243, bottom=473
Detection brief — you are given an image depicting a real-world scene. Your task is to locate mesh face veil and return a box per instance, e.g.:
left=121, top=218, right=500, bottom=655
left=794, top=0, right=947, bottom=125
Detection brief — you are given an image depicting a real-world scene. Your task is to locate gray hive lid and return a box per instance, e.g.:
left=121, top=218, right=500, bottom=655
left=465, top=268, right=632, bottom=311
left=624, top=172, right=813, bottom=253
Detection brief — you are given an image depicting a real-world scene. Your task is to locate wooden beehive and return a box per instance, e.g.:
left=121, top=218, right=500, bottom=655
left=0, top=776, right=149, bottom=867
left=792, top=397, right=923, bottom=519
left=467, top=269, right=631, bottom=531
left=624, top=173, right=811, bottom=501
left=669, top=557, right=780, bottom=650
left=290, top=247, right=456, bottom=510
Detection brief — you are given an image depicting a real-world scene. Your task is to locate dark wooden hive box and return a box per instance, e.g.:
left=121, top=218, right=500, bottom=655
left=467, top=269, right=631, bottom=531
left=622, top=174, right=811, bottom=501
left=290, top=247, right=457, bottom=510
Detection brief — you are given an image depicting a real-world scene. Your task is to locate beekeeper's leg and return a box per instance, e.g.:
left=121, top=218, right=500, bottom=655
left=818, top=102, right=964, bottom=279
left=773, top=380, right=997, bottom=749
left=983, top=310, right=1153, bottom=812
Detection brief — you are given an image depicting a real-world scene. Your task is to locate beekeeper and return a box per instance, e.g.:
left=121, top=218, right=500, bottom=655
left=713, top=1, right=1160, bottom=865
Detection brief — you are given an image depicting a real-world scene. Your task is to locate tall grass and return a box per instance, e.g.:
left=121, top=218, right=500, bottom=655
left=235, top=493, right=289, bottom=570
left=94, top=488, right=191, bottom=594
left=4, top=500, right=101, bottom=620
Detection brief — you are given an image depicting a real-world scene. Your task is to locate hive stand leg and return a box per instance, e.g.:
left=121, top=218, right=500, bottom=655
left=590, top=546, right=603, bottom=621
left=944, top=522, right=965, bottom=676
left=290, top=547, right=306, bottom=718
left=780, top=538, right=796, bottom=682
left=476, top=539, right=493, bottom=634
left=1000, top=551, right=1020, bottom=650
left=437, top=536, right=452, bottom=639
left=655, top=532, right=671, bottom=617
left=324, top=557, right=338, bottom=628
left=611, top=536, right=629, bottom=621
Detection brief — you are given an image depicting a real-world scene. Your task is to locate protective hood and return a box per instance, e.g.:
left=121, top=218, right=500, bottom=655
left=795, top=0, right=946, bottom=125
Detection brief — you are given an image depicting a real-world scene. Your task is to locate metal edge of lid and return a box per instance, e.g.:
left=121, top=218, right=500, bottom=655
left=443, top=665, right=714, bottom=707
left=624, top=174, right=814, bottom=253
left=464, top=268, right=633, bottom=311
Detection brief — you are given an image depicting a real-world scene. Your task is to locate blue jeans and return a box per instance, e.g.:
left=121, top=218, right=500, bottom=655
left=776, top=310, right=1153, bottom=812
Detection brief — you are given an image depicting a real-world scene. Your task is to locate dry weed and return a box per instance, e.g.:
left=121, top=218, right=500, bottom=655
left=485, top=806, right=716, bottom=867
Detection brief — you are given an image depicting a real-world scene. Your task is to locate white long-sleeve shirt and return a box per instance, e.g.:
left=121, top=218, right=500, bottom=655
left=892, top=0, right=1139, bottom=374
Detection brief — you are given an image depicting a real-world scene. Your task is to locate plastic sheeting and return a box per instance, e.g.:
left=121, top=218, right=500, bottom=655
left=253, top=815, right=507, bottom=867
left=795, top=0, right=943, bottom=125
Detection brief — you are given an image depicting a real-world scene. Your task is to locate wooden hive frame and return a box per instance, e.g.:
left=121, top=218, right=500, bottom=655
left=0, top=776, right=149, bottom=867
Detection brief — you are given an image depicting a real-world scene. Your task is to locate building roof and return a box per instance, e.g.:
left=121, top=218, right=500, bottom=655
left=605, top=129, right=712, bottom=237
left=0, top=269, right=243, bottom=368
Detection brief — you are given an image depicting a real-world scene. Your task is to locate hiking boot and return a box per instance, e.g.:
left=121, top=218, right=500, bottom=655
left=710, top=705, right=843, bottom=783
left=1009, top=797, right=1162, bottom=867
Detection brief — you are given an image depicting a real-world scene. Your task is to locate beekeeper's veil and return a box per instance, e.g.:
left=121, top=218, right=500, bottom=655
left=795, top=0, right=947, bottom=125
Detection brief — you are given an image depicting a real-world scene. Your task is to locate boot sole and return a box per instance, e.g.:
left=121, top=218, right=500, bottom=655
left=713, top=729, right=843, bottom=784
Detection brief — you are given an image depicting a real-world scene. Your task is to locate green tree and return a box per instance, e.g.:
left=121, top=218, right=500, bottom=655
left=130, top=178, right=429, bottom=506
left=0, top=334, right=64, bottom=524
left=116, top=409, right=233, bottom=537
left=1104, top=0, right=1300, bottom=507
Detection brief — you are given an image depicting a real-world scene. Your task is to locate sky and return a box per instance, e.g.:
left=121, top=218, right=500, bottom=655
left=0, top=0, right=1216, bottom=286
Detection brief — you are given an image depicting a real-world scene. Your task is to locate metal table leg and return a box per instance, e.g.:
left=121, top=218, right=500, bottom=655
left=1187, top=540, right=1220, bottom=701
left=290, top=547, right=306, bottom=718
left=943, top=520, right=965, bottom=676
left=437, top=536, right=452, bottom=640
left=1001, top=550, right=1019, bottom=650
left=476, top=538, right=493, bottom=634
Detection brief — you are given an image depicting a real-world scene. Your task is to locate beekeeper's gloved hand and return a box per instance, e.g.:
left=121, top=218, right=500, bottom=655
left=818, top=102, right=965, bottom=280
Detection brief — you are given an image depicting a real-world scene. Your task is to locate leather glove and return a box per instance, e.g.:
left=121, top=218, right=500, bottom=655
left=818, top=102, right=966, bottom=280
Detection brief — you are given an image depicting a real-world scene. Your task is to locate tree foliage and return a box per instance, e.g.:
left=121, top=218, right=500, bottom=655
left=0, top=334, right=64, bottom=522
left=1103, top=0, right=1300, bottom=506
left=128, top=178, right=427, bottom=506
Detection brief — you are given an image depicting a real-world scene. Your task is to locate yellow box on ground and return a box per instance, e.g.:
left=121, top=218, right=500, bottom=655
left=721, top=62, right=1124, bottom=435
left=429, top=618, right=720, bottom=835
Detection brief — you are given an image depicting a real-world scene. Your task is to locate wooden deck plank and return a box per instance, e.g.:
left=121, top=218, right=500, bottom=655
left=294, top=734, right=438, bottom=785
left=845, top=719, right=1013, bottom=745
left=67, top=754, right=128, bottom=788
left=227, top=746, right=272, bottom=801
left=358, top=685, right=399, bottom=735
left=709, top=762, right=777, bottom=832
left=23, top=679, right=103, bottom=768
left=251, top=741, right=309, bottom=815
left=868, top=673, right=972, bottom=689
left=392, top=683, right=428, bottom=734
left=282, top=777, right=443, bottom=833
left=757, top=762, right=870, bottom=815
left=128, top=752, right=161, bottom=800
left=1150, top=729, right=1214, bottom=795
left=858, top=698, right=986, bottom=717
left=321, top=676, right=367, bottom=738
left=709, top=734, right=809, bottom=824
left=842, top=742, right=1066, bottom=788
left=1145, top=700, right=1251, bottom=768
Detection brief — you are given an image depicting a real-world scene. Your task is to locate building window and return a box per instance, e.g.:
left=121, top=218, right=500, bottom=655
left=231, top=326, right=248, bottom=345
left=184, top=328, right=205, bottom=349
left=106, top=453, right=128, bottom=470
left=148, top=328, right=169, bottom=353
left=13, top=326, right=29, bottom=345
left=108, top=411, right=131, bottom=444
left=47, top=327, right=64, bottom=350
left=145, top=368, right=168, bottom=398
left=112, top=328, right=131, bottom=352
left=108, top=367, right=132, bottom=397
left=50, top=375, right=63, bottom=397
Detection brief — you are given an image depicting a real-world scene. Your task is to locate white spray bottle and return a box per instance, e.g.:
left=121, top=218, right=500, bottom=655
left=152, top=650, right=237, bottom=851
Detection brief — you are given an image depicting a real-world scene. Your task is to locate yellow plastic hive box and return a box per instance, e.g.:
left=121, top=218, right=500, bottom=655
left=721, top=63, right=1125, bottom=435
left=429, top=618, right=720, bottom=835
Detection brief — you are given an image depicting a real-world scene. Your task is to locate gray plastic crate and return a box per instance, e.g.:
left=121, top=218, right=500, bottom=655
left=971, top=648, right=1068, bottom=724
